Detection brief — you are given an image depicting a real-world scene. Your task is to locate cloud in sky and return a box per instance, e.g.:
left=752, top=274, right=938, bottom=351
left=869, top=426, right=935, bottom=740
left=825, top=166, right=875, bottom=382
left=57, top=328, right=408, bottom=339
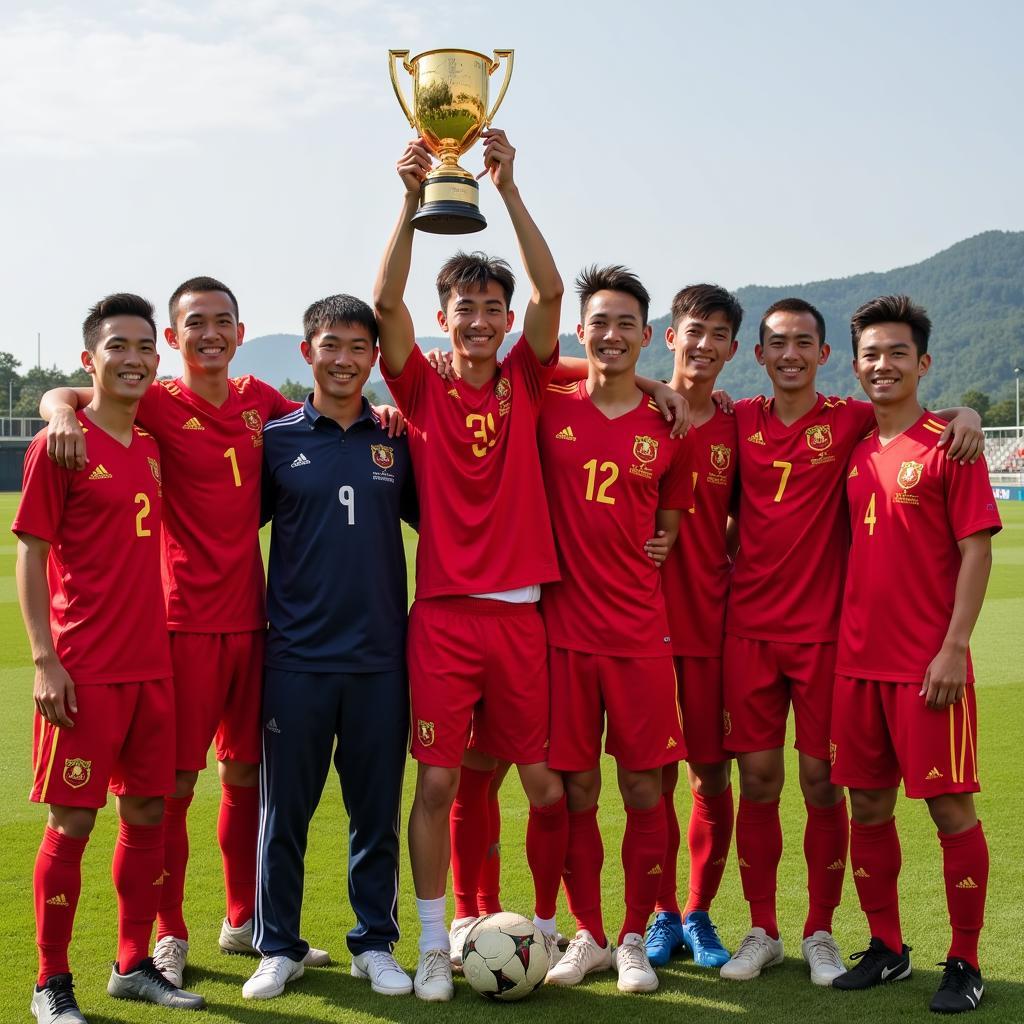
left=0, top=1, right=428, bottom=157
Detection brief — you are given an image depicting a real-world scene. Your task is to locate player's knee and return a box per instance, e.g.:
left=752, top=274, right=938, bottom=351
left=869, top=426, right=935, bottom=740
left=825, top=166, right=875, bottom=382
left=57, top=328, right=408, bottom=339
left=518, top=764, right=563, bottom=807
left=118, top=795, right=164, bottom=826
left=848, top=788, right=895, bottom=824
left=417, top=766, right=459, bottom=814
left=173, top=770, right=199, bottom=799
left=219, top=759, right=258, bottom=787
left=564, top=771, right=600, bottom=812
left=738, top=760, right=782, bottom=801
left=618, top=768, right=662, bottom=809
left=926, top=793, right=977, bottom=834
left=687, top=760, right=730, bottom=797
left=48, top=805, right=97, bottom=838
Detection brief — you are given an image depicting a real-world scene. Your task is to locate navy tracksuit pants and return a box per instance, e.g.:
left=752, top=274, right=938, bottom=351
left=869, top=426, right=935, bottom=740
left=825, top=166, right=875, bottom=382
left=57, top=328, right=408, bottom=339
left=254, top=667, right=409, bottom=960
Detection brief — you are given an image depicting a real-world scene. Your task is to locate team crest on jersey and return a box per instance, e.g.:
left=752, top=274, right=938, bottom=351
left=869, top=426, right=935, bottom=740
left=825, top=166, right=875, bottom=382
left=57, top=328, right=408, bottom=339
left=242, top=409, right=264, bottom=447
left=417, top=720, right=435, bottom=747
left=633, top=435, right=659, bottom=464
left=805, top=424, right=832, bottom=452
left=710, top=444, right=731, bottom=472
left=62, top=758, right=91, bottom=789
left=148, top=457, right=161, bottom=485
left=897, top=460, right=923, bottom=490
left=495, top=375, right=512, bottom=416
left=371, top=444, right=394, bottom=470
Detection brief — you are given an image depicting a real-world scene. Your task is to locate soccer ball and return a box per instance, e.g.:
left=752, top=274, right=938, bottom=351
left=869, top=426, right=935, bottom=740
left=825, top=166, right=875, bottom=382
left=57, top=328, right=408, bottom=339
left=461, top=912, right=550, bottom=1002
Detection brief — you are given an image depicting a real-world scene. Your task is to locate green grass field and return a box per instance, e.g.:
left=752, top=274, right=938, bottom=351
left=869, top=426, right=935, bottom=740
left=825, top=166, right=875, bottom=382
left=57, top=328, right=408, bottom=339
left=1, top=494, right=1021, bottom=1023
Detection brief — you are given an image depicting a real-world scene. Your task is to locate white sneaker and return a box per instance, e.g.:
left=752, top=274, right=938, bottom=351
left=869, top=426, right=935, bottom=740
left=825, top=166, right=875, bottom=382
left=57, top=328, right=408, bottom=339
left=448, top=916, right=477, bottom=970
left=545, top=929, right=612, bottom=986
left=541, top=930, right=562, bottom=970
left=720, top=927, right=784, bottom=981
left=351, top=950, right=413, bottom=996
left=802, top=930, right=845, bottom=986
left=242, top=955, right=304, bottom=1000
left=152, top=935, right=188, bottom=988
left=613, top=932, right=659, bottom=993
left=221, top=918, right=331, bottom=966
left=413, top=949, right=453, bottom=1002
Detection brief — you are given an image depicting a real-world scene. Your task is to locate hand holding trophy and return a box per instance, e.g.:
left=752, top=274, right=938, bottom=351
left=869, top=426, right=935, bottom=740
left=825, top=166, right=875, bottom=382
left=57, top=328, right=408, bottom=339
left=389, top=48, right=514, bottom=234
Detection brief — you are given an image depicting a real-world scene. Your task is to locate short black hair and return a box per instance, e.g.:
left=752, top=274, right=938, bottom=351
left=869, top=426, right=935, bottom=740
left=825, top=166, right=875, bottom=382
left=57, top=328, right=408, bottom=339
left=671, top=283, right=744, bottom=338
left=759, top=297, right=826, bottom=346
left=436, top=251, right=515, bottom=310
left=168, top=275, right=239, bottom=326
left=850, top=294, right=932, bottom=357
left=303, top=294, right=378, bottom=345
left=576, top=264, right=651, bottom=325
left=82, top=293, right=157, bottom=353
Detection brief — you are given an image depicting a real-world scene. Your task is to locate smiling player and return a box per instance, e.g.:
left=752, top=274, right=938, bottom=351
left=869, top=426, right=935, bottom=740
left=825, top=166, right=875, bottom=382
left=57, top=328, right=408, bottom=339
left=830, top=296, right=999, bottom=1014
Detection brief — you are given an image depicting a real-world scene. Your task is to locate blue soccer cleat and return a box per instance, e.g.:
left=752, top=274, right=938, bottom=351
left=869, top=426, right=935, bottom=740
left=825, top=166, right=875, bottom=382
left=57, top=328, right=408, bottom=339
left=682, top=910, right=731, bottom=967
left=644, top=911, right=686, bottom=967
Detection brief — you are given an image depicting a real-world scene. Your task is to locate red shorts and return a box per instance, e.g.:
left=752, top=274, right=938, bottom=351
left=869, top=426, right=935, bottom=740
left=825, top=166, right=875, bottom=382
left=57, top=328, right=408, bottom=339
left=171, top=631, right=264, bottom=771
left=831, top=676, right=980, bottom=799
left=675, top=656, right=731, bottom=765
left=408, top=597, right=549, bottom=769
left=31, top=679, right=175, bottom=808
left=722, top=636, right=835, bottom=760
left=548, top=647, right=685, bottom=772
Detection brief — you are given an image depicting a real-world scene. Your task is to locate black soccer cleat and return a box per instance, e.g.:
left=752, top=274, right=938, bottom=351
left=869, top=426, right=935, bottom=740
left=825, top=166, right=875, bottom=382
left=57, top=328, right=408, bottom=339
left=831, top=936, right=912, bottom=990
left=930, top=958, right=984, bottom=1014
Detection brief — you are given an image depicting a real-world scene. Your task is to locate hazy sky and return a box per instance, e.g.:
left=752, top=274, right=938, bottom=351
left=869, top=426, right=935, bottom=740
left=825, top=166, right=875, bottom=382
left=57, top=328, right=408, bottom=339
left=2, top=0, right=1022, bottom=376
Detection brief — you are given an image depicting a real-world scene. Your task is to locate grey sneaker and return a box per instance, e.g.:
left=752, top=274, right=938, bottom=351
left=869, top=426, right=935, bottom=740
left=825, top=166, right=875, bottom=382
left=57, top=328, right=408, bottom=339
left=107, top=958, right=206, bottom=1008
left=351, top=950, right=413, bottom=995
left=153, top=935, right=188, bottom=988
left=30, top=974, right=87, bottom=1024
left=220, top=918, right=331, bottom=966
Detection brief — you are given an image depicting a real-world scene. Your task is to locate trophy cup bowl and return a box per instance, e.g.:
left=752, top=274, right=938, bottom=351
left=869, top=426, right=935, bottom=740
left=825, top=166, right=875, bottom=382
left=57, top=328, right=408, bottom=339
left=389, top=48, right=514, bottom=234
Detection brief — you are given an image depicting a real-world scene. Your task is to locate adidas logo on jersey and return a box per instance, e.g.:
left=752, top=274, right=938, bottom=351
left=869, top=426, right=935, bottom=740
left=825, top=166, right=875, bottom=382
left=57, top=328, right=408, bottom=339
left=665, top=736, right=678, bottom=749
left=555, top=425, right=577, bottom=441
left=712, top=856, right=728, bottom=866
left=746, top=431, right=765, bottom=445
left=854, top=867, right=871, bottom=878
left=738, top=857, right=752, bottom=869
left=88, top=464, right=112, bottom=480
left=46, top=893, right=69, bottom=907
left=826, top=859, right=846, bottom=871
left=926, top=766, right=944, bottom=780
left=848, top=465, right=859, bottom=478
left=290, top=453, right=311, bottom=468
left=956, top=876, right=979, bottom=890
left=646, top=864, right=663, bottom=876
left=182, top=417, right=204, bottom=430
left=265, top=718, right=281, bottom=734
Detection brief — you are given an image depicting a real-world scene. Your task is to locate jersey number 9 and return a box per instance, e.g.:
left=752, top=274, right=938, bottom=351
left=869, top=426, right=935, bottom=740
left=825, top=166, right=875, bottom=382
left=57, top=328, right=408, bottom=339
left=338, top=485, right=355, bottom=525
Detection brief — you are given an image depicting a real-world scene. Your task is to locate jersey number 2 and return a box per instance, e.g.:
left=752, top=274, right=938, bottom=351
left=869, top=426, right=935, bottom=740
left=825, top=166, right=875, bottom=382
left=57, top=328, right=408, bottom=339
left=134, top=493, right=152, bottom=537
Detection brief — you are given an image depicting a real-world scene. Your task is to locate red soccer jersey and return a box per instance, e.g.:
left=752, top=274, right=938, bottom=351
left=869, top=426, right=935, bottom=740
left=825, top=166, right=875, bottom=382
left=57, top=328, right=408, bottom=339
left=837, top=412, right=1001, bottom=683
left=662, top=408, right=738, bottom=657
left=726, top=394, right=876, bottom=644
left=382, top=338, right=560, bottom=598
left=12, top=415, right=171, bottom=685
left=136, top=376, right=297, bottom=632
left=538, top=380, right=696, bottom=657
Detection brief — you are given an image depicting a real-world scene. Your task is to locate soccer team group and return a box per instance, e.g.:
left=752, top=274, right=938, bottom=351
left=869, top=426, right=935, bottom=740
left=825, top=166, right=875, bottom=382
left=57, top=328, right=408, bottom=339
left=14, top=130, right=1001, bottom=1022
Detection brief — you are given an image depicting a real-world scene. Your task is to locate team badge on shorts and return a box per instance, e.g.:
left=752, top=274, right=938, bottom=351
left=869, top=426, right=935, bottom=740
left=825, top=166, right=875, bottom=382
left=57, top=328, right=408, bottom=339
left=722, top=709, right=732, bottom=736
left=897, top=460, right=923, bottom=490
left=829, top=740, right=837, bottom=767
left=62, top=758, right=92, bottom=789
left=805, top=424, right=833, bottom=452
left=371, top=444, right=395, bottom=470
left=710, top=444, right=732, bottom=472
left=633, top=435, right=659, bottom=464
left=417, top=720, right=435, bottom=747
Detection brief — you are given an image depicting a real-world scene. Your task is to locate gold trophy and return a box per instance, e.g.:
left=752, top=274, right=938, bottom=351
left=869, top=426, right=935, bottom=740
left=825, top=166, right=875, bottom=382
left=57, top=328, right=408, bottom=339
left=389, top=48, right=514, bottom=234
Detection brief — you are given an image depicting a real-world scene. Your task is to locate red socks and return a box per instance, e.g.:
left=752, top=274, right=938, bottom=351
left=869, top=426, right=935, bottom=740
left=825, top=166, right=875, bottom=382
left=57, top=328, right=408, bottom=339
left=654, top=790, right=681, bottom=915
left=803, top=798, right=849, bottom=937
left=526, top=794, right=568, bottom=920
left=218, top=783, right=258, bottom=928
left=157, top=794, right=192, bottom=941
left=477, top=785, right=502, bottom=914
left=736, top=796, right=782, bottom=938
left=850, top=817, right=903, bottom=953
left=620, top=802, right=667, bottom=943
left=940, top=821, right=988, bottom=970
left=449, top=766, right=493, bottom=920
left=685, top=786, right=734, bottom=916
left=34, top=827, right=88, bottom=986
left=112, top=821, right=164, bottom=973
left=563, top=806, right=606, bottom=946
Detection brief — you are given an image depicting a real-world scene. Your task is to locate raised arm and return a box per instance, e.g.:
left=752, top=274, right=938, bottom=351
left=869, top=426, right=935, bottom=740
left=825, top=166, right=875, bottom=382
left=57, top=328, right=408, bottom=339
left=482, top=129, right=562, bottom=361
left=372, top=140, right=431, bottom=376
left=40, top=387, right=94, bottom=470
left=921, top=531, right=993, bottom=709
left=17, top=534, right=78, bottom=727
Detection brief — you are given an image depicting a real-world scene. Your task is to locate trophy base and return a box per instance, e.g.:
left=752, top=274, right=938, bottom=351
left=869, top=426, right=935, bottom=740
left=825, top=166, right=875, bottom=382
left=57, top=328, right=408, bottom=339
left=412, top=174, right=486, bottom=234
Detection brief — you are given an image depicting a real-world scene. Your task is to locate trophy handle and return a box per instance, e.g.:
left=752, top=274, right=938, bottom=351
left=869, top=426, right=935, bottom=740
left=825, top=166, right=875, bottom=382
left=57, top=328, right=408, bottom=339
left=483, top=49, right=515, bottom=127
left=388, top=49, right=417, bottom=130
